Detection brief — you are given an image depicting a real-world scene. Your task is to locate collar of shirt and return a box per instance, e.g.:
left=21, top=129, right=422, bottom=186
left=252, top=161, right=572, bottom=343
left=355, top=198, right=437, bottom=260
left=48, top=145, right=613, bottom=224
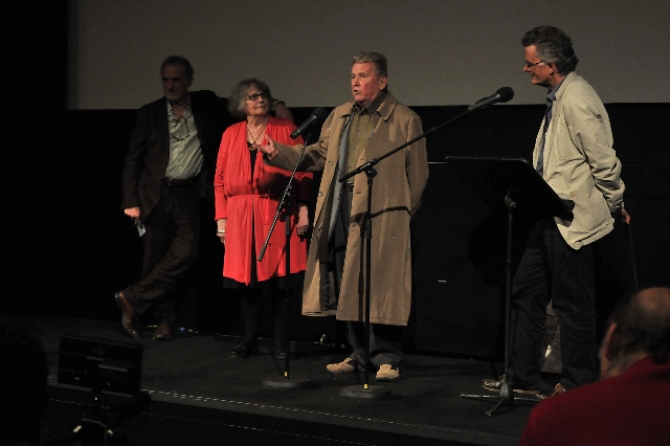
left=547, top=78, right=564, bottom=105
left=167, top=95, right=192, bottom=121
left=351, top=91, right=387, bottom=116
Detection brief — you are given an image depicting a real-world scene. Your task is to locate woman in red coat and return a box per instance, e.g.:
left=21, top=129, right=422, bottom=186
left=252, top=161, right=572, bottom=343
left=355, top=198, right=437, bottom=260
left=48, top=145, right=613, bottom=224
left=214, top=79, right=312, bottom=358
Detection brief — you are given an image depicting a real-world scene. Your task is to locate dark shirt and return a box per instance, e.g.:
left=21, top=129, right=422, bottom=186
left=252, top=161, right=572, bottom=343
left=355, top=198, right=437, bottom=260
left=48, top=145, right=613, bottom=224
left=345, top=91, right=387, bottom=175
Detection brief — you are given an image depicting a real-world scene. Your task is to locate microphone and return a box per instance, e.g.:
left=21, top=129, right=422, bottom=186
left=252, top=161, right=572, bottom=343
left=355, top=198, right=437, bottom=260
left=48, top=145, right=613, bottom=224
left=467, top=87, right=514, bottom=112
left=290, top=107, right=329, bottom=139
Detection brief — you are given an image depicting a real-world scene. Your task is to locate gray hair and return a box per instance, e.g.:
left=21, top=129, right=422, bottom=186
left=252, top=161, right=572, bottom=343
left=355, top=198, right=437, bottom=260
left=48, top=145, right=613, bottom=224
left=226, top=78, right=273, bottom=119
left=521, top=26, right=579, bottom=74
left=161, top=55, right=194, bottom=80
left=352, top=52, right=388, bottom=79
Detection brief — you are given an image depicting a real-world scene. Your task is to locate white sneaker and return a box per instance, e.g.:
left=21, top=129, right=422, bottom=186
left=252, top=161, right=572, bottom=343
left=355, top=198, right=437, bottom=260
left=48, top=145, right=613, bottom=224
left=375, top=364, right=400, bottom=382
left=326, top=357, right=359, bottom=374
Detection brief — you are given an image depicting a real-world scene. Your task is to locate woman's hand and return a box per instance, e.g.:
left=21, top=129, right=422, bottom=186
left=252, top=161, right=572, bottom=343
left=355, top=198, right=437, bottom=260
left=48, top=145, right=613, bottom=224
left=296, top=205, right=309, bottom=237
left=216, top=219, right=227, bottom=245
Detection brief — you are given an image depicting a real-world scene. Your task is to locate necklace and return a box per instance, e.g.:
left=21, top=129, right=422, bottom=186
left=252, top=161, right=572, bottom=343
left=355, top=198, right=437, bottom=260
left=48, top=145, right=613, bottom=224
left=246, top=117, right=268, bottom=150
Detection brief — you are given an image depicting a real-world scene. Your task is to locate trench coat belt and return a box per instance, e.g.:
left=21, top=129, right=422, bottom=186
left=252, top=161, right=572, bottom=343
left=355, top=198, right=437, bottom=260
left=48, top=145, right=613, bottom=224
left=227, top=194, right=273, bottom=224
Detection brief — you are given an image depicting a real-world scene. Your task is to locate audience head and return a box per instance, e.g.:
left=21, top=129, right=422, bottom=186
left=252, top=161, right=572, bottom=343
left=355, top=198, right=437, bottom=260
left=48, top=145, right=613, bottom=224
left=599, top=286, right=670, bottom=378
left=0, top=323, right=49, bottom=445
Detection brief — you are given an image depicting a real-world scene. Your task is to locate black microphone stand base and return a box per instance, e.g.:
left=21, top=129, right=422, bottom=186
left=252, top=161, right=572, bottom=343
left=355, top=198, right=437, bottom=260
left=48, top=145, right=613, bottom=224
left=340, top=384, right=390, bottom=400
left=460, top=383, right=538, bottom=417
left=262, top=375, right=312, bottom=389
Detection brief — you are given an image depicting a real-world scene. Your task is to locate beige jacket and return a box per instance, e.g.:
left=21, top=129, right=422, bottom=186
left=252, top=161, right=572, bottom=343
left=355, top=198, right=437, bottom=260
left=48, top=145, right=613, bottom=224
left=267, top=93, right=429, bottom=325
left=535, top=72, right=625, bottom=249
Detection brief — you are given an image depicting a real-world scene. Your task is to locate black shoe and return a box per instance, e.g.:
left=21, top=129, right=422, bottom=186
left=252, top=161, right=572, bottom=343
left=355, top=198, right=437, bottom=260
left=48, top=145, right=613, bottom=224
left=153, top=319, right=173, bottom=340
left=482, top=375, right=539, bottom=395
left=229, top=341, right=256, bottom=358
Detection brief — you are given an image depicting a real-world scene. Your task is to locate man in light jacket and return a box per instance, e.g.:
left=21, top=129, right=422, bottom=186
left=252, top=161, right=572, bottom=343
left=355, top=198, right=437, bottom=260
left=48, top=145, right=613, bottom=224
left=484, top=26, right=630, bottom=397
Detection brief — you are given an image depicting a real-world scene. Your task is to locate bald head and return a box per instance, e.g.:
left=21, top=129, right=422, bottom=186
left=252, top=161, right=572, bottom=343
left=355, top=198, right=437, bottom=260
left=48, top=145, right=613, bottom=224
left=599, top=287, right=670, bottom=378
left=636, top=286, right=670, bottom=315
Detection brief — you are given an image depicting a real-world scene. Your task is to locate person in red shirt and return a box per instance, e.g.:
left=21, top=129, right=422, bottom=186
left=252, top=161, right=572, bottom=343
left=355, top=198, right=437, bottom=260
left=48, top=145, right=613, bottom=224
left=519, top=286, right=670, bottom=446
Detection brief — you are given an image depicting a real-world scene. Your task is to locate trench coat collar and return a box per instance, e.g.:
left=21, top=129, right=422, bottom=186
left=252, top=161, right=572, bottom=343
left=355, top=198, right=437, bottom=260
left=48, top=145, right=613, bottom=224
left=340, top=92, right=398, bottom=122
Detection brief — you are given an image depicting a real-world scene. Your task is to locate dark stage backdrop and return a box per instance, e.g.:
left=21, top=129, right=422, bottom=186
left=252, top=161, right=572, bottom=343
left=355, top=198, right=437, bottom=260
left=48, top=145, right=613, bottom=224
left=406, top=104, right=670, bottom=357
left=10, top=103, right=668, bottom=360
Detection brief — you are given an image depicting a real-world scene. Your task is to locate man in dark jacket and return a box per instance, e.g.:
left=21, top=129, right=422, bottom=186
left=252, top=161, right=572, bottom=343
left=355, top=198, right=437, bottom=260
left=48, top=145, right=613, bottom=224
left=115, top=55, right=229, bottom=340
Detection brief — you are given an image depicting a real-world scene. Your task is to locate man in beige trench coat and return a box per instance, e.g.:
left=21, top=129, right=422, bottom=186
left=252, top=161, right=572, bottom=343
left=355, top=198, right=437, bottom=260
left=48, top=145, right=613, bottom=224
left=258, top=52, right=429, bottom=381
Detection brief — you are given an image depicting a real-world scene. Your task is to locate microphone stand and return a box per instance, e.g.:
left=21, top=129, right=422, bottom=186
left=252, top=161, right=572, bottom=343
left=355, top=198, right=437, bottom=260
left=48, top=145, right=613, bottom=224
left=336, top=106, right=486, bottom=399
left=341, top=108, right=473, bottom=183
left=260, top=130, right=312, bottom=390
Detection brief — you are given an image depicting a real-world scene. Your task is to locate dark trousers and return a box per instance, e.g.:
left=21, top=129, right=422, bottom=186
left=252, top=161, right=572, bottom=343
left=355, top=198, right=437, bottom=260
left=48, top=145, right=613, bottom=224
left=510, top=219, right=599, bottom=390
left=235, top=289, right=289, bottom=349
left=333, top=186, right=403, bottom=367
left=124, top=182, right=201, bottom=323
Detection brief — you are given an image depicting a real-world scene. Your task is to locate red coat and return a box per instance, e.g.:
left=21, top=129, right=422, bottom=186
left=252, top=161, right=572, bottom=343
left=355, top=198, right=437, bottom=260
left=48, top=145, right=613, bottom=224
left=519, top=357, right=670, bottom=446
left=214, top=116, right=312, bottom=285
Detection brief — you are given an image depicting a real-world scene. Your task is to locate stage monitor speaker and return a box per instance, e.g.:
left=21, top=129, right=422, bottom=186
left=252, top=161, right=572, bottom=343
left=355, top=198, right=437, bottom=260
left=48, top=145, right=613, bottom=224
left=58, top=334, right=143, bottom=396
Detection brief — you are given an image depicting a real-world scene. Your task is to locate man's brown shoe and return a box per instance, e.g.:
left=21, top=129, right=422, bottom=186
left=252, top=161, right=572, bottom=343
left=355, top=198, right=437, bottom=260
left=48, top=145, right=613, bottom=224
left=153, top=320, right=173, bottom=340
left=482, top=375, right=506, bottom=391
left=114, top=292, right=139, bottom=339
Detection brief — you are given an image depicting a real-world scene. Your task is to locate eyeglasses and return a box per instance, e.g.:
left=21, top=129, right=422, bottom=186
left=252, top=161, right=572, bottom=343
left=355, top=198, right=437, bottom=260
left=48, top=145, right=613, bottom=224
left=247, top=92, right=269, bottom=101
left=524, top=61, right=546, bottom=69
left=170, top=116, right=190, bottom=141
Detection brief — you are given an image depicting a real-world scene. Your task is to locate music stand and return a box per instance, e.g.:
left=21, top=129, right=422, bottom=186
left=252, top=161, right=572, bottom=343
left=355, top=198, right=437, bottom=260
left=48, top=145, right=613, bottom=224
left=445, top=156, right=573, bottom=416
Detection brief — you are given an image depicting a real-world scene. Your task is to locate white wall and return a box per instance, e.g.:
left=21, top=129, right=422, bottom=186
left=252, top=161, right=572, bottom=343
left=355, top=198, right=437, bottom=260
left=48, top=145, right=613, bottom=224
left=70, top=0, right=670, bottom=109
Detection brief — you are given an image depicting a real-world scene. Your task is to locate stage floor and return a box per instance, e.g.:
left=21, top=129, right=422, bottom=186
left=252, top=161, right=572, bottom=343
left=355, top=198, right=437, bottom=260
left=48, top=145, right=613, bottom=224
left=4, top=314, right=544, bottom=446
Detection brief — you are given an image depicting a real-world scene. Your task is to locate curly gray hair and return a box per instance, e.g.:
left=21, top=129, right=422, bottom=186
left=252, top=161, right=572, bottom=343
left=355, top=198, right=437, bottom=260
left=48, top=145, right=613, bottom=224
left=521, top=26, right=579, bottom=74
left=227, top=78, right=273, bottom=119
